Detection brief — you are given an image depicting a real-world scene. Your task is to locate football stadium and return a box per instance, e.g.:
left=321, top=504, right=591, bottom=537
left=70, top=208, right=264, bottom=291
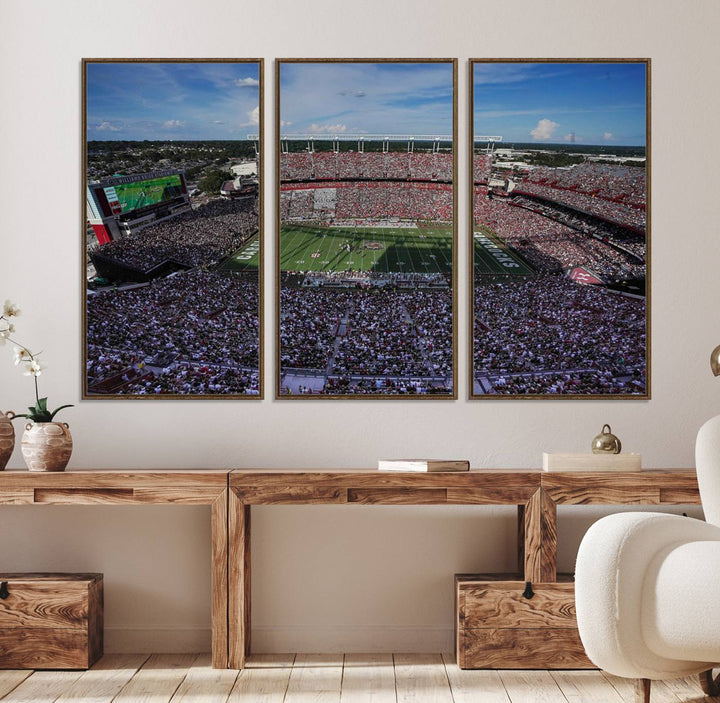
left=273, top=138, right=456, bottom=396
left=472, top=156, right=647, bottom=396
left=85, top=169, right=260, bottom=396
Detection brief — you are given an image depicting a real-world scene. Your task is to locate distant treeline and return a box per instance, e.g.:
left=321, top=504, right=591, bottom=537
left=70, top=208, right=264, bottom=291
left=479, top=142, right=646, bottom=158
left=88, top=140, right=256, bottom=159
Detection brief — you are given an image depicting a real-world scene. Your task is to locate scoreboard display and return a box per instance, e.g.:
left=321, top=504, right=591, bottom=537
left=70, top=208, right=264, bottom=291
left=86, top=170, right=189, bottom=245
left=103, top=173, right=185, bottom=214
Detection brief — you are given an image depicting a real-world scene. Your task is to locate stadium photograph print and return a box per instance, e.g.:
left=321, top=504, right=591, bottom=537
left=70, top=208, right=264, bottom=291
left=277, top=59, right=457, bottom=398
left=470, top=59, right=649, bottom=399
left=83, top=59, right=263, bottom=398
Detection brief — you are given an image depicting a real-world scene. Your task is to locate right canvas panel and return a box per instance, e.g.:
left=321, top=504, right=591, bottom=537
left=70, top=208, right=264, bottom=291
left=470, top=60, right=649, bottom=398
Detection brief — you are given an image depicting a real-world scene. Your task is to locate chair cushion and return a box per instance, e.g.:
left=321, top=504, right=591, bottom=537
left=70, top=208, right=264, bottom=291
left=643, top=540, right=720, bottom=662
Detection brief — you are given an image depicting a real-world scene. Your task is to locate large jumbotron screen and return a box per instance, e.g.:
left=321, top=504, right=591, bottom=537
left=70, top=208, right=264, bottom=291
left=104, top=174, right=184, bottom=214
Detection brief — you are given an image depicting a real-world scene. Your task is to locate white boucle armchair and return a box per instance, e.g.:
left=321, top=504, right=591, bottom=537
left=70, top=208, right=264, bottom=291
left=575, top=415, right=720, bottom=702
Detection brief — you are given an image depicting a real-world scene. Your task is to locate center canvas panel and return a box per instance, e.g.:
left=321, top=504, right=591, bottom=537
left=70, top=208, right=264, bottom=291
left=277, top=59, right=457, bottom=398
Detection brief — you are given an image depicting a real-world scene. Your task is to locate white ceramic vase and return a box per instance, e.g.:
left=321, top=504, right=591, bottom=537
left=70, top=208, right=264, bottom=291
left=21, top=421, right=73, bottom=472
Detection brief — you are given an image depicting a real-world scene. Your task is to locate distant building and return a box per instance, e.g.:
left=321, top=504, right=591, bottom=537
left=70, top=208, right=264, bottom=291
left=231, top=160, right=258, bottom=178
left=221, top=176, right=259, bottom=199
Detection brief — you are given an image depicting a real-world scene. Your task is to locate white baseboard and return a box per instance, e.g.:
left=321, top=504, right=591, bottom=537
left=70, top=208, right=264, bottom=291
left=105, top=625, right=454, bottom=654
left=251, top=625, right=455, bottom=653
left=105, top=626, right=211, bottom=653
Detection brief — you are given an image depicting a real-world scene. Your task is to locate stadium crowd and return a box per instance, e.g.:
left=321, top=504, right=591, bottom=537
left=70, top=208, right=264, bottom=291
left=516, top=163, right=646, bottom=231
left=280, top=151, right=453, bottom=182
left=90, top=198, right=257, bottom=272
left=472, top=153, right=493, bottom=182
left=524, top=163, right=645, bottom=208
left=473, top=274, right=646, bottom=395
left=281, top=182, right=453, bottom=222
left=279, top=287, right=453, bottom=389
left=86, top=270, right=259, bottom=395
left=473, top=192, right=644, bottom=280
left=321, top=377, right=451, bottom=395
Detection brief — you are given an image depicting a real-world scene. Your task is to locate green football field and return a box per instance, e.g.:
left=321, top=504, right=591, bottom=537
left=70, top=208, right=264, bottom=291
left=473, top=227, right=535, bottom=276
left=219, top=233, right=260, bottom=271
left=223, top=224, right=453, bottom=274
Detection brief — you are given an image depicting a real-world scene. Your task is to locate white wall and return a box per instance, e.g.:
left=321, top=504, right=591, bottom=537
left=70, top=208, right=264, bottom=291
left=1, top=0, right=718, bottom=653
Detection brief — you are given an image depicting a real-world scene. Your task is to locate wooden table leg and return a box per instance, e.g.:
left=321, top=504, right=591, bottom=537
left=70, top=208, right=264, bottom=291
left=519, top=488, right=557, bottom=583
left=211, top=489, right=228, bottom=669
left=228, top=489, right=251, bottom=669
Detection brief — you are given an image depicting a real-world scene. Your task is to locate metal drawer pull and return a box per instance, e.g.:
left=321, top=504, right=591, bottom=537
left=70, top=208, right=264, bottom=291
left=0, top=581, right=8, bottom=599
left=522, top=581, right=534, bottom=599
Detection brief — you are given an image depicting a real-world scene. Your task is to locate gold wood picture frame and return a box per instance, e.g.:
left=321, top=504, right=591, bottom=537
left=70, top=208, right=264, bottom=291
left=82, top=58, right=263, bottom=399
left=276, top=58, right=458, bottom=399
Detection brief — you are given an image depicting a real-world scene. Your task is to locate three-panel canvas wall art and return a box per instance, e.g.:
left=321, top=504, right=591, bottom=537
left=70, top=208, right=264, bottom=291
left=83, top=59, right=648, bottom=400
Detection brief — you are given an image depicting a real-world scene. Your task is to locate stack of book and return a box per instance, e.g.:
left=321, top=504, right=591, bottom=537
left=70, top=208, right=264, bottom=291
left=377, top=459, right=470, bottom=472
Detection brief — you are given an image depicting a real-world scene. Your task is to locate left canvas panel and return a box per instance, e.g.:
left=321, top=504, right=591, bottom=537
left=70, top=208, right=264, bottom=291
left=83, top=59, right=263, bottom=398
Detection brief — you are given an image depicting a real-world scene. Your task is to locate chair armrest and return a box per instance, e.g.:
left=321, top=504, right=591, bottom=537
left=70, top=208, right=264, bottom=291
left=575, top=512, right=720, bottom=679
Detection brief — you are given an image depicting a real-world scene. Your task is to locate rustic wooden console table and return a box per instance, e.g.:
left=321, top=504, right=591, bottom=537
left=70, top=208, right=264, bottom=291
left=228, top=468, right=700, bottom=669
left=0, top=470, right=229, bottom=668
left=0, top=468, right=702, bottom=670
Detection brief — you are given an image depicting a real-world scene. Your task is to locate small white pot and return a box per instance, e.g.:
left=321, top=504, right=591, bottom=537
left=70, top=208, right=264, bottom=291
left=21, top=421, right=73, bottom=472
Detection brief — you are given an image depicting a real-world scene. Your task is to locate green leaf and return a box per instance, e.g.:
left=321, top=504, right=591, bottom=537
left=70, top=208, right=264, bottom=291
left=28, top=406, right=37, bottom=415
left=49, top=405, right=73, bottom=421
left=37, top=397, right=48, bottom=412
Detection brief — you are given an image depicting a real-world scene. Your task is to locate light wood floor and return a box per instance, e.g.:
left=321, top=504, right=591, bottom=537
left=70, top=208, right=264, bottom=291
left=0, top=653, right=713, bottom=703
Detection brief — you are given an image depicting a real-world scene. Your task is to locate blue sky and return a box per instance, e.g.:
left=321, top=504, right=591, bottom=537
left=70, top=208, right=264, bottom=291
left=280, top=62, right=454, bottom=136
left=86, top=62, right=260, bottom=140
left=473, top=62, right=647, bottom=146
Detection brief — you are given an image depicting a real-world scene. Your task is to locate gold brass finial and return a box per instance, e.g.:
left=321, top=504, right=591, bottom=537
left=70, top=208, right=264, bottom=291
left=711, top=345, right=720, bottom=377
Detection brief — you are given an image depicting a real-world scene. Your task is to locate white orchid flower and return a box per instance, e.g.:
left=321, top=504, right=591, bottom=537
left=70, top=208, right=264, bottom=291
left=23, top=359, right=44, bottom=377
left=0, top=322, right=13, bottom=345
left=2, top=300, right=21, bottom=318
left=13, top=347, right=32, bottom=365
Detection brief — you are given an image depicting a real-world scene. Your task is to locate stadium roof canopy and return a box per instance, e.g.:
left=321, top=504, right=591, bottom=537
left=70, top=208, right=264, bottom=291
left=249, top=133, right=502, bottom=142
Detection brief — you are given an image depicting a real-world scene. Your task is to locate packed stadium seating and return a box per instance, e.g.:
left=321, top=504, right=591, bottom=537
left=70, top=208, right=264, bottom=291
left=281, top=182, right=453, bottom=222
left=87, top=269, right=259, bottom=395
left=473, top=273, right=646, bottom=395
left=90, top=199, right=257, bottom=273
left=280, top=151, right=453, bottom=182
left=514, top=163, right=646, bottom=231
left=279, top=287, right=453, bottom=392
left=473, top=188, right=644, bottom=281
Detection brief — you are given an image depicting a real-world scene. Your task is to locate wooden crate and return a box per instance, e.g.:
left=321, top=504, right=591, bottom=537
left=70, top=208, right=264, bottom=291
left=0, top=573, right=103, bottom=669
left=455, top=573, right=594, bottom=669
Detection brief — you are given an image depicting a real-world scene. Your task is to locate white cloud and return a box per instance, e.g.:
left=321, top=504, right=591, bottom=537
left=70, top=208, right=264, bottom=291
left=249, top=106, right=259, bottom=125
left=281, top=120, right=293, bottom=127
left=604, top=132, right=614, bottom=140
left=236, top=77, right=260, bottom=87
left=531, top=118, right=559, bottom=140
left=308, top=123, right=347, bottom=134
left=96, top=121, right=121, bottom=132
left=213, top=120, right=224, bottom=125
left=163, top=120, right=184, bottom=128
